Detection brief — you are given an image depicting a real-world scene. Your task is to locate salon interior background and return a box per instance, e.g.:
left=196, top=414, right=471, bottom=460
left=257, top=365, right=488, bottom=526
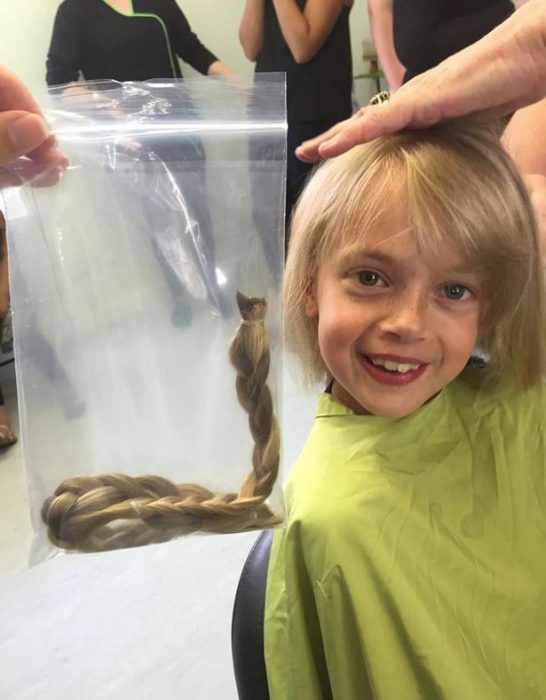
left=1, top=0, right=375, bottom=105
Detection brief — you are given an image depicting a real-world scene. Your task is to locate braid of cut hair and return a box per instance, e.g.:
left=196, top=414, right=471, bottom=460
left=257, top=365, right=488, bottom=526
left=41, top=292, right=282, bottom=552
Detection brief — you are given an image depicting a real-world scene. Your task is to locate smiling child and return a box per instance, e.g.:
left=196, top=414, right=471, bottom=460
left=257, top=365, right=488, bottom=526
left=265, top=120, right=546, bottom=699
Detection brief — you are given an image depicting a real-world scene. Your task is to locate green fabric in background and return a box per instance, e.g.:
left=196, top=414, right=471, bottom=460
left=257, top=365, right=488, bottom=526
left=265, top=369, right=546, bottom=700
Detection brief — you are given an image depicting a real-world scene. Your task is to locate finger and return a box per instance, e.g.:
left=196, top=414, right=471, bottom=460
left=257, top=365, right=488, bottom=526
left=0, top=111, right=51, bottom=164
left=0, top=153, right=66, bottom=188
left=0, top=65, right=43, bottom=114
left=29, top=137, right=69, bottom=169
left=295, top=116, right=356, bottom=162
left=315, top=108, right=396, bottom=158
left=297, top=84, right=430, bottom=161
left=0, top=66, right=68, bottom=166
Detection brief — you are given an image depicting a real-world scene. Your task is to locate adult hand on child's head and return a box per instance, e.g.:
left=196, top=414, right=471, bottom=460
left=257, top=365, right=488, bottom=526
left=0, top=65, right=68, bottom=180
left=296, top=0, right=546, bottom=161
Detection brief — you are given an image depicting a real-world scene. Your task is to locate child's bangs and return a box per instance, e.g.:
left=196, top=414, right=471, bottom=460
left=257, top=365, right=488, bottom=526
left=309, top=132, right=523, bottom=280
left=314, top=149, right=404, bottom=264
left=401, top=146, right=506, bottom=280
left=402, top=141, right=539, bottom=326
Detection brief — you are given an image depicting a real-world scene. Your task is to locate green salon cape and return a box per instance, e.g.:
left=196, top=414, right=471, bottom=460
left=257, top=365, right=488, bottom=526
left=265, top=370, right=546, bottom=699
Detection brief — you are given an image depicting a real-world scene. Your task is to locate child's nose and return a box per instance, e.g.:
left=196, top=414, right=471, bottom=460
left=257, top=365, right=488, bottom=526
left=378, top=291, right=429, bottom=341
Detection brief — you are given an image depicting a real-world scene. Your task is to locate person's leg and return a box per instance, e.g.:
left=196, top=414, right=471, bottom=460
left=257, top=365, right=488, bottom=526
left=22, top=329, right=85, bottom=420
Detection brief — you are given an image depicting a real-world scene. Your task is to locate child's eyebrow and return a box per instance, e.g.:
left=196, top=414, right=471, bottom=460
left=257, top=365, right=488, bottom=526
left=337, top=249, right=480, bottom=277
left=446, top=264, right=480, bottom=276
left=337, top=250, right=396, bottom=267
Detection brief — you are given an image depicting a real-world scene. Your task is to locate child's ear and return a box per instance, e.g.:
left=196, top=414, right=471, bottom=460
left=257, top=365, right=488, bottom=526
left=304, top=278, right=319, bottom=318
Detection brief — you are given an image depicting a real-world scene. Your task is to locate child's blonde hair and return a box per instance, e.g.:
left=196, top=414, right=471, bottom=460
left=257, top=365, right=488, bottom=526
left=285, top=119, right=546, bottom=389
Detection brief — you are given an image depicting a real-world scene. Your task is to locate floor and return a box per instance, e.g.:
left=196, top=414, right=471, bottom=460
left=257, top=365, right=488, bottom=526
left=0, top=358, right=317, bottom=699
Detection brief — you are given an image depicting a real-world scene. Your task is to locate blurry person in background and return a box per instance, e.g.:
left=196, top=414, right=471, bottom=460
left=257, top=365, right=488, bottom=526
left=367, top=0, right=405, bottom=90
left=392, top=0, right=514, bottom=84
left=239, top=0, right=354, bottom=232
left=46, top=0, right=233, bottom=85
left=46, top=0, right=234, bottom=323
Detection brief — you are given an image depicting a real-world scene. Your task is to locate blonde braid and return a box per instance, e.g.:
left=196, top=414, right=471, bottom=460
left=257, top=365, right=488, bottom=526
left=41, top=292, right=282, bottom=552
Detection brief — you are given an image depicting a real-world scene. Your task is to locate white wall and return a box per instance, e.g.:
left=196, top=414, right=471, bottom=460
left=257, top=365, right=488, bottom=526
left=1, top=0, right=374, bottom=103
left=0, top=0, right=61, bottom=89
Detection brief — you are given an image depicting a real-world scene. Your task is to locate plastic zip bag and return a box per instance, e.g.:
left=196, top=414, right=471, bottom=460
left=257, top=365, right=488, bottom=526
left=1, top=76, right=286, bottom=561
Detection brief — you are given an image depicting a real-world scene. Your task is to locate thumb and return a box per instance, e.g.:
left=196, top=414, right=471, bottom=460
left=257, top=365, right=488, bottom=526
left=0, top=111, right=50, bottom=164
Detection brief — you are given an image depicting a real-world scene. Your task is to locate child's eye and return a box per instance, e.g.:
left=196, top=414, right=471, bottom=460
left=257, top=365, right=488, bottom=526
left=357, top=270, right=383, bottom=286
left=442, top=284, right=472, bottom=301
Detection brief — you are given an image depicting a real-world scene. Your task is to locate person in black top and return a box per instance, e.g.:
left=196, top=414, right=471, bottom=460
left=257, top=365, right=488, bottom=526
left=240, top=0, right=354, bottom=229
left=46, top=0, right=232, bottom=85
left=46, top=0, right=233, bottom=322
left=392, top=0, right=514, bottom=83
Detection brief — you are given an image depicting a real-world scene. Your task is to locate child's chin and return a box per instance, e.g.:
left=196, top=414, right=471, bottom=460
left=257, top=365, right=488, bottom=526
left=373, top=405, right=422, bottom=419
left=334, top=382, right=439, bottom=417
left=367, top=392, right=442, bottom=419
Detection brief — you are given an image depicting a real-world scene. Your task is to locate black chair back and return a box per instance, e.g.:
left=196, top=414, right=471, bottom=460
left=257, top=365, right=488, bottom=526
left=231, top=529, right=273, bottom=700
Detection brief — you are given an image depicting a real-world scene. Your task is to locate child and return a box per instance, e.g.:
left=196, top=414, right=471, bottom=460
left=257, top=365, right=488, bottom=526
left=264, top=120, right=546, bottom=699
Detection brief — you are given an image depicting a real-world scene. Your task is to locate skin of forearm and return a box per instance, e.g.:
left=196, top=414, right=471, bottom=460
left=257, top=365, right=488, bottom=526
left=502, top=97, right=546, bottom=264
left=368, top=6, right=405, bottom=90
left=513, top=0, right=546, bottom=97
left=207, top=60, right=234, bottom=77
left=524, top=174, right=546, bottom=266
left=502, top=98, right=546, bottom=173
left=439, top=0, right=546, bottom=115
left=272, top=0, right=316, bottom=63
left=271, top=0, right=341, bottom=64
left=239, top=0, right=265, bottom=61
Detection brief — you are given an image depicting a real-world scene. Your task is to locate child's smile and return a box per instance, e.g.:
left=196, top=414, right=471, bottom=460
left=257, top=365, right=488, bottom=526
left=304, top=211, right=482, bottom=418
left=358, top=352, right=428, bottom=386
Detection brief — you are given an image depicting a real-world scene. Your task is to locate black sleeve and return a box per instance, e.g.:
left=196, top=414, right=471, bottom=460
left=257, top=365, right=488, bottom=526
left=46, top=2, right=82, bottom=86
left=161, top=0, right=218, bottom=75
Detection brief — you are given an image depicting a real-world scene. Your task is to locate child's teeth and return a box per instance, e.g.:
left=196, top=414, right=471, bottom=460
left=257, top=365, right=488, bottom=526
left=371, top=358, right=420, bottom=373
left=396, top=363, right=418, bottom=372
